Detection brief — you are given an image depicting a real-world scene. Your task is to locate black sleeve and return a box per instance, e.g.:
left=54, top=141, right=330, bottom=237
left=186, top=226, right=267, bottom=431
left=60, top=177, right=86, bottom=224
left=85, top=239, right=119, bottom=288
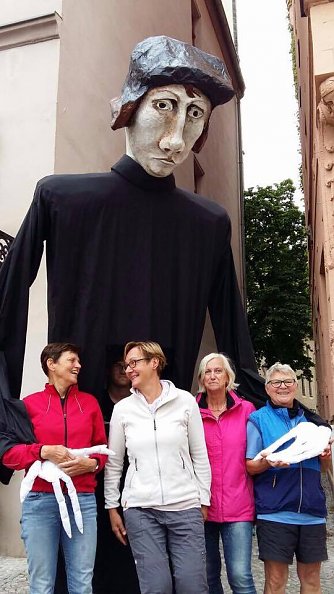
left=0, top=180, right=47, bottom=398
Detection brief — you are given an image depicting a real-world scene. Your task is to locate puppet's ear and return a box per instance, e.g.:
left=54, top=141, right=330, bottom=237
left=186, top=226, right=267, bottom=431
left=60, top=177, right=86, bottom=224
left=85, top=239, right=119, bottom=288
left=110, top=97, right=141, bottom=130
left=110, top=97, right=122, bottom=128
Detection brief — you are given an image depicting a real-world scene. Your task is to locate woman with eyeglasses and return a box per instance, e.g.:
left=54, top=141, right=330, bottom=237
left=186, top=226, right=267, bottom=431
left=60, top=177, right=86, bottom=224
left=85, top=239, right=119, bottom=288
left=104, top=341, right=211, bottom=594
left=246, top=362, right=331, bottom=594
left=196, top=353, right=257, bottom=594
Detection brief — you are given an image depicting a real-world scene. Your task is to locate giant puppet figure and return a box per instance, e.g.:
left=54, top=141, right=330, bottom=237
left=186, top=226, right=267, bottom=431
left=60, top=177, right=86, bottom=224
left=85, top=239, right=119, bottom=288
left=0, top=36, right=264, bottom=412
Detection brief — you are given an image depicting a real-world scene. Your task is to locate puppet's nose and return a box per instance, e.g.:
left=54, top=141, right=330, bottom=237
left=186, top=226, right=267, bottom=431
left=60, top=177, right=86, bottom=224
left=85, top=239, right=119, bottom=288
left=159, top=114, right=186, bottom=154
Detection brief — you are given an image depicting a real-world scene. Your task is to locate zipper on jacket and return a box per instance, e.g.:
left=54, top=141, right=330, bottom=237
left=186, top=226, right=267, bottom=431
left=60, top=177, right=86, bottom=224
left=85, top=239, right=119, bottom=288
left=272, top=474, right=276, bottom=488
left=153, top=414, right=164, bottom=504
left=298, top=464, right=303, bottom=512
left=63, top=397, right=68, bottom=446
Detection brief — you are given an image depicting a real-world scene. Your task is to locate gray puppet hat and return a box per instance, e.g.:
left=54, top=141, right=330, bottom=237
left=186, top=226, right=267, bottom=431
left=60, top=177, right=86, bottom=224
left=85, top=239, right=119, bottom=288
left=110, top=35, right=235, bottom=152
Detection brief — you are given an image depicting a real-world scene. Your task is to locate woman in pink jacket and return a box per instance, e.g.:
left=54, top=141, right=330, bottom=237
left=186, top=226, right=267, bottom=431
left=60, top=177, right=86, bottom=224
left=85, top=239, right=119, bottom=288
left=196, top=353, right=257, bottom=594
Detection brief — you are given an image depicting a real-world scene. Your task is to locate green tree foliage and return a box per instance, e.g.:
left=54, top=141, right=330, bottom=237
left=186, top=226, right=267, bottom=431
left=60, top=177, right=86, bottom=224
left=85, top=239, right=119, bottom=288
left=244, top=179, right=312, bottom=379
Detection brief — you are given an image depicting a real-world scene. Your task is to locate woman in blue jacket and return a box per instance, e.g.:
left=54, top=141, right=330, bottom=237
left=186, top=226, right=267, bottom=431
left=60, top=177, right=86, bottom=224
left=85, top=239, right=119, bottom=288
left=246, top=362, right=331, bottom=594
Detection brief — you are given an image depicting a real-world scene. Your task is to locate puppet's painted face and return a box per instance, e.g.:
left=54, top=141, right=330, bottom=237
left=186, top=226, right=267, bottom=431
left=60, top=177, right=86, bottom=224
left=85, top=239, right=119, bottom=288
left=125, top=84, right=211, bottom=177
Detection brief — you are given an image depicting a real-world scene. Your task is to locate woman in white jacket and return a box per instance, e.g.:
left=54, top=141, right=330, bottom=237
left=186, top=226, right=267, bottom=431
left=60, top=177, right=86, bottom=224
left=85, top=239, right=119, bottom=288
left=104, top=341, right=211, bottom=594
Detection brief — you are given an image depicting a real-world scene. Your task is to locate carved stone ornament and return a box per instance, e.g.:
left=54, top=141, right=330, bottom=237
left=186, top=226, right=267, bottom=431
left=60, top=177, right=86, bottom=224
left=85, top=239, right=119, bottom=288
left=318, top=77, right=334, bottom=127
left=303, top=0, right=331, bottom=17
left=317, top=77, right=334, bottom=197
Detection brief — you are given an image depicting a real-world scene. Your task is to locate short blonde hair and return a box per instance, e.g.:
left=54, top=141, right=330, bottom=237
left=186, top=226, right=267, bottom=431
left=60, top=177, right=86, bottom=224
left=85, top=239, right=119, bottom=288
left=197, top=352, right=238, bottom=392
left=265, top=362, right=297, bottom=384
left=124, top=341, right=167, bottom=377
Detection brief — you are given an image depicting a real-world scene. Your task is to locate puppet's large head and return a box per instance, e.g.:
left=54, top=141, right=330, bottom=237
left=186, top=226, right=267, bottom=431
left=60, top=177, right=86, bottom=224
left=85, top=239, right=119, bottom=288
left=111, top=36, right=234, bottom=177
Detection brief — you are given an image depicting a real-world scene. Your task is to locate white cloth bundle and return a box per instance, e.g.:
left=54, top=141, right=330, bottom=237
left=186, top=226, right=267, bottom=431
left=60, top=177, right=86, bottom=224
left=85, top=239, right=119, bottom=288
left=20, top=444, right=114, bottom=537
left=253, top=423, right=332, bottom=464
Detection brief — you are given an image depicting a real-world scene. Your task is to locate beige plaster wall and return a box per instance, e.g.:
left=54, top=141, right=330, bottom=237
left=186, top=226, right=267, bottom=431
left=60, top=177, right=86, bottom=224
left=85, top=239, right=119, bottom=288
left=0, top=34, right=60, bottom=555
left=0, top=36, right=59, bottom=394
left=0, top=473, right=25, bottom=556
left=0, top=40, right=59, bottom=231
left=0, top=0, right=62, bottom=26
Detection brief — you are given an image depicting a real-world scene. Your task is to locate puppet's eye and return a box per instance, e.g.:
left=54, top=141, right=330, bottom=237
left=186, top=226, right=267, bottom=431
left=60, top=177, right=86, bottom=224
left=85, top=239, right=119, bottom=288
left=154, top=99, right=173, bottom=111
left=188, top=105, right=204, bottom=119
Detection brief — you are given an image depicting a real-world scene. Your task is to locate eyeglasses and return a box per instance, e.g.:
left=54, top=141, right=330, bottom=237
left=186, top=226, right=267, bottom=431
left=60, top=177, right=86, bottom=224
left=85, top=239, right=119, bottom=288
left=204, top=368, right=224, bottom=376
left=123, top=358, right=150, bottom=371
left=267, top=379, right=296, bottom=388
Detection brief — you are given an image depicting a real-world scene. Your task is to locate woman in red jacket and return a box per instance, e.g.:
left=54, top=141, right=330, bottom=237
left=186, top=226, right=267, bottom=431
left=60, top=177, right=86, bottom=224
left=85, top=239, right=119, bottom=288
left=2, top=342, right=107, bottom=594
left=196, top=353, right=257, bottom=594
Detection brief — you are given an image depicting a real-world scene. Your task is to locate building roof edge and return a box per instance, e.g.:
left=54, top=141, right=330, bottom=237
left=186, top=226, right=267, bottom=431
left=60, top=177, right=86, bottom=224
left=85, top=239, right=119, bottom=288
left=204, top=0, right=245, bottom=98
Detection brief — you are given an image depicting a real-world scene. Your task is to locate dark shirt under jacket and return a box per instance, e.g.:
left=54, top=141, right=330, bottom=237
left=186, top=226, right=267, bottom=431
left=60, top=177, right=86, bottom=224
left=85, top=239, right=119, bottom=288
left=0, top=155, right=264, bottom=404
left=93, top=392, right=140, bottom=594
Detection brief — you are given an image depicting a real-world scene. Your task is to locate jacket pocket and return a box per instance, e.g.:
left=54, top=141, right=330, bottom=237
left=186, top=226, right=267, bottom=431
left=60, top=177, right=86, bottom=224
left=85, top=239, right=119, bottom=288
left=180, top=453, right=193, bottom=480
left=126, top=460, right=137, bottom=489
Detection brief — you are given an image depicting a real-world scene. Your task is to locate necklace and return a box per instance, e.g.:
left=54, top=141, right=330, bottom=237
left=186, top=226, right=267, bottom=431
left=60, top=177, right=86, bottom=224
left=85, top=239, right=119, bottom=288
left=209, top=403, right=227, bottom=412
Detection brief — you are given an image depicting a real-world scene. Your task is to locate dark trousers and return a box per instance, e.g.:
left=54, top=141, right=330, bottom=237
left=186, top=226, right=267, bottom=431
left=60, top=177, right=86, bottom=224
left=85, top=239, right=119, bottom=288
left=92, top=471, right=140, bottom=594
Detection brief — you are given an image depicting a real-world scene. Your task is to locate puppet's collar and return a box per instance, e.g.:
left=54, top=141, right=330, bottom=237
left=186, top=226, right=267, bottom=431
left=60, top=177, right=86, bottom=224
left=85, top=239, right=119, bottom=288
left=112, top=155, right=176, bottom=192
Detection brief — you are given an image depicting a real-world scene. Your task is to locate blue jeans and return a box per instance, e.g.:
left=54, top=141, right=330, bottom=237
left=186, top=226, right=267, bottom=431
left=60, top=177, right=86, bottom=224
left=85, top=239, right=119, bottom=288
left=204, top=521, right=257, bottom=594
left=21, top=492, right=97, bottom=594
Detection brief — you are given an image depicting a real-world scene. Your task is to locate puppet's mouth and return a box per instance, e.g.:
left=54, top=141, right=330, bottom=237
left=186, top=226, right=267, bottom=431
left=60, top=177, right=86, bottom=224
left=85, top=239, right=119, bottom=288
left=156, top=157, right=175, bottom=165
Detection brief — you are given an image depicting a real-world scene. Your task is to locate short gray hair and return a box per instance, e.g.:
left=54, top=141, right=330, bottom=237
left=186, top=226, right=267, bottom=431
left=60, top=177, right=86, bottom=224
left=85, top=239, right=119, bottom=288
left=197, top=353, right=238, bottom=392
left=265, top=362, right=297, bottom=384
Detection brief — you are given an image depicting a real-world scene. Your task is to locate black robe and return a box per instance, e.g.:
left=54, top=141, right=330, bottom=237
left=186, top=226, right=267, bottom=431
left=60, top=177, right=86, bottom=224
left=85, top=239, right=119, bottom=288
left=0, top=155, right=265, bottom=404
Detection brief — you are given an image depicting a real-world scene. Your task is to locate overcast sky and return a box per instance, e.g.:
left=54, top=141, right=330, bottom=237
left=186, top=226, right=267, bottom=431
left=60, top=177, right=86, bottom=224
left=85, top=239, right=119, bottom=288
left=236, top=0, right=301, bottom=199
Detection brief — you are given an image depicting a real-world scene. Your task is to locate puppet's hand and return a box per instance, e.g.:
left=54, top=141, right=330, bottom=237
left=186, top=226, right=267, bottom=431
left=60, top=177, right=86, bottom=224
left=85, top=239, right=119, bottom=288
left=58, top=456, right=96, bottom=476
left=40, top=445, right=74, bottom=464
left=109, top=508, right=127, bottom=546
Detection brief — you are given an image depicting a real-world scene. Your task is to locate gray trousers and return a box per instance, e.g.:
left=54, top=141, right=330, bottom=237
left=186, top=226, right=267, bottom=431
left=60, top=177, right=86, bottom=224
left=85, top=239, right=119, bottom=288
left=124, top=507, right=208, bottom=594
